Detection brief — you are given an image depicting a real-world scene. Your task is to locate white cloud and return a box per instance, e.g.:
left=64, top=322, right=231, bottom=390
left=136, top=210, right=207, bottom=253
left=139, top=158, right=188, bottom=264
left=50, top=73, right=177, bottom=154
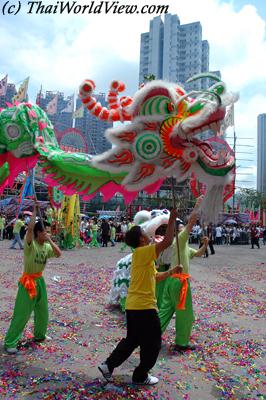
left=1, top=0, right=266, bottom=189
left=1, top=0, right=266, bottom=94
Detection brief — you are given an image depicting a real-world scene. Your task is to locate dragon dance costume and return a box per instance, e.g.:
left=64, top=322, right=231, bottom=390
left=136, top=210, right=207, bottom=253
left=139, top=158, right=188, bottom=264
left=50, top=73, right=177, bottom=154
left=5, top=240, right=56, bottom=349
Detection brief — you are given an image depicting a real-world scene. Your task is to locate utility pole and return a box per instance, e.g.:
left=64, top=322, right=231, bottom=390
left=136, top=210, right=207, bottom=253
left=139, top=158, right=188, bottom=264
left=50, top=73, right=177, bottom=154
left=232, top=104, right=236, bottom=213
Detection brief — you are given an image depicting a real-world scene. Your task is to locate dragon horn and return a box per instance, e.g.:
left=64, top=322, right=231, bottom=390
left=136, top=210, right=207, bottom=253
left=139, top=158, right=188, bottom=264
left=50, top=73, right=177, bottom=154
left=79, top=79, right=132, bottom=122
left=107, top=80, right=133, bottom=109
left=186, top=72, right=222, bottom=84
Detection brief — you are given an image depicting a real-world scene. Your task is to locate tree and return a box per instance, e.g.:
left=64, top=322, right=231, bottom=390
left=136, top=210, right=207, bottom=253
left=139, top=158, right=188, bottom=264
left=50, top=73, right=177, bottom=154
left=238, top=188, right=263, bottom=209
left=143, top=74, right=156, bottom=82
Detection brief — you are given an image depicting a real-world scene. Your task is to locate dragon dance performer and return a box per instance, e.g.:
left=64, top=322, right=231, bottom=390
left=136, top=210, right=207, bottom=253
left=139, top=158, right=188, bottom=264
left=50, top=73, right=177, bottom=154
left=109, top=209, right=170, bottom=311
left=99, top=209, right=182, bottom=385
left=4, top=202, right=61, bottom=354
left=159, top=209, right=209, bottom=352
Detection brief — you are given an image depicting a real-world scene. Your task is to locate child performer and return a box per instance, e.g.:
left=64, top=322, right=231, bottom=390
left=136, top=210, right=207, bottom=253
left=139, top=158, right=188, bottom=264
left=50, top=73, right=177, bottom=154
left=159, top=205, right=209, bottom=352
left=4, top=203, right=61, bottom=354
left=98, top=209, right=182, bottom=385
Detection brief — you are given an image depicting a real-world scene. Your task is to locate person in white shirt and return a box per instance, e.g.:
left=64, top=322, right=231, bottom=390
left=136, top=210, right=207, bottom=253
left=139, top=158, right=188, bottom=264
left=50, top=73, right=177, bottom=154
left=215, top=225, right=223, bottom=245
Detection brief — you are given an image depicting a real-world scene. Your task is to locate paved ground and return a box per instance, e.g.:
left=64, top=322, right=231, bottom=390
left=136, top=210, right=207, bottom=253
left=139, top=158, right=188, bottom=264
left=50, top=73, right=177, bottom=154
left=0, top=240, right=265, bottom=399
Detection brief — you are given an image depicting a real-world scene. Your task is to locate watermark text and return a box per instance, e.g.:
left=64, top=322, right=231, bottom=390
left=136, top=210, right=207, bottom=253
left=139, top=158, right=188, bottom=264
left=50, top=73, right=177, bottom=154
left=1, top=1, right=169, bottom=16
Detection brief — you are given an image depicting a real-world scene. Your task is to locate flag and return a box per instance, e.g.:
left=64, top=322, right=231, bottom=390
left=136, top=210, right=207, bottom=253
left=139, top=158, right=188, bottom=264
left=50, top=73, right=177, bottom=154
left=220, top=105, right=234, bottom=134
left=249, top=203, right=255, bottom=221
left=62, top=94, right=74, bottom=113
left=12, top=77, right=29, bottom=103
left=249, top=210, right=254, bottom=221
left=258, top=205, right=261, bottom=223
left=72, top=105, right=84, bottom=119
left=0, top=74, right=8, bottom=96
left=47, top=94, right=58, bottom=115
left=18, top=170, right=35, bottom=215
left=36, top=85, right=42, bottom=106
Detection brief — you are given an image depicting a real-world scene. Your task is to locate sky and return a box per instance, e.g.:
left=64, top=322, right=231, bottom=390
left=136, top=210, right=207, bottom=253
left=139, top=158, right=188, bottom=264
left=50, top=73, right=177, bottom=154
left=1, top=0, right=266, bottom=190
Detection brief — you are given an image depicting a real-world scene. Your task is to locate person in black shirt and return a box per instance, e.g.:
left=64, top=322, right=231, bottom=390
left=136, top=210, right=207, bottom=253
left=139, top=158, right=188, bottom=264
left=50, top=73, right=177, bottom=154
left=101, top=220, right=110, bottom=247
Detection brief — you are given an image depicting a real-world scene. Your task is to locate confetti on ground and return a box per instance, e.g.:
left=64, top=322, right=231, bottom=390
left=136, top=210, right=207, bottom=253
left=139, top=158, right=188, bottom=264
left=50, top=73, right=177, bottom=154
left=0, top=243, right=265, bottom=399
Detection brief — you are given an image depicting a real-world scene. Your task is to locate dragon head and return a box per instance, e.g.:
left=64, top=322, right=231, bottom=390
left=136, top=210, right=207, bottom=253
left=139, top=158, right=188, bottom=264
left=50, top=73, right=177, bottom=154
left=90, top=74, right=237, bottom=194
left=79, top=74, right=238, bottom=221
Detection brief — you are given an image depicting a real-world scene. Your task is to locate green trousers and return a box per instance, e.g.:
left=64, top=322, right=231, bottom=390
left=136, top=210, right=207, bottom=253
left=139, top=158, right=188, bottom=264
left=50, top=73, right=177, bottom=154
left=5, top=277, right=48, bottom=348
left=120, top=296, right=126, bottom=312
left=89, top=232, right=100, bottom=248
left=158, top=277, right=194, bottom=346
left=156, top=264, right=170, bottom=309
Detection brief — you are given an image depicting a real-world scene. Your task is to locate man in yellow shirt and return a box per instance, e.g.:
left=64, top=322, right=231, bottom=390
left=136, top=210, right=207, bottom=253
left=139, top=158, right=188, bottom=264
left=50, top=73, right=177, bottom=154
left=5, top=203, right=61, bottom=354
left=10, top=214, right=25, bottom=249
left=99, top=208, right=182, bottom=385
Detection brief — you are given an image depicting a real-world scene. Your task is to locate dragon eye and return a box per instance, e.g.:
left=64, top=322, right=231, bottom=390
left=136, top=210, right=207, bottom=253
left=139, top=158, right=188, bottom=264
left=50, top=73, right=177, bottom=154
left=167, top=102, right=175, bottom=113
left=5, top=124, right=21, bottom=140
left=188, top=101, right=204, bottom=114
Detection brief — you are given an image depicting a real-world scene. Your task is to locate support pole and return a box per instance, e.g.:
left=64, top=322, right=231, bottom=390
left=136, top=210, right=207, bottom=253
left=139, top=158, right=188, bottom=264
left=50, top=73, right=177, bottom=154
left=27, top=167, right=45, bottom=230
left=171, top=177, right=181, bottom=265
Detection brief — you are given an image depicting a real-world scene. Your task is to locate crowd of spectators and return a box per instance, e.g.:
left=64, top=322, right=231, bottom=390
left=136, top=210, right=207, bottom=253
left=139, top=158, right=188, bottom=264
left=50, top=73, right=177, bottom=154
left=190, top=221, right=266, bottom=248
left=1, top=211, right=266, bottom=250
left=79, top=217, right=134, bottom=247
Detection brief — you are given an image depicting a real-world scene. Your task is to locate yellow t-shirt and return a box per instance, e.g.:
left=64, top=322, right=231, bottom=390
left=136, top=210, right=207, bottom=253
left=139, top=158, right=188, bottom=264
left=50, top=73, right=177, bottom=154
left=13, top=219, right=24, bottom=234
left=126, top=244, right=157, bottom=310
left=24, top=240, right=55, bottom=274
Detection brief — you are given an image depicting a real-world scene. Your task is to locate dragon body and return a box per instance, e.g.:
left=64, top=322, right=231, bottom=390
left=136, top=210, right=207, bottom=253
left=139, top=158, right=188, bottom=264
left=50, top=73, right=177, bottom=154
left=0, top=74, right=238, bottom=218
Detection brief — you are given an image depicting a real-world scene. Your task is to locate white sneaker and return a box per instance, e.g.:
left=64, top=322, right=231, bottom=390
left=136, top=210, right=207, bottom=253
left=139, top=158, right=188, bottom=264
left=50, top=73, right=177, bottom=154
left=5, top=347, right=18, bottom=354
left=33, top=335, right=51, bottom=342
left=133, top=374, right=159, bottom=385
left=98, top=362, right=112, bottom=382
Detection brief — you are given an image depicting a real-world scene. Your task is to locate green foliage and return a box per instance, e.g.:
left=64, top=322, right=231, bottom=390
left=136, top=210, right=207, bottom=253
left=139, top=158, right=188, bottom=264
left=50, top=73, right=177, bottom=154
left=143, top=74, right=156, bottom=82
left=238, top=188, right=264, bottom=209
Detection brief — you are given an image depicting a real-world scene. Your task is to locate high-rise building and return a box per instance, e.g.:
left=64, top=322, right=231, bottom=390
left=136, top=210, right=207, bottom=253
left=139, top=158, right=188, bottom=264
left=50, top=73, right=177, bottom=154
left=257, top=114, right=266, bottom=195
left=74, top=94, right=112, bottom=155
left=0, top=83, right=17, bottom=108
left=39, top=91, right=73, bottom=132
left=139, top=13, right=219, bottom=91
